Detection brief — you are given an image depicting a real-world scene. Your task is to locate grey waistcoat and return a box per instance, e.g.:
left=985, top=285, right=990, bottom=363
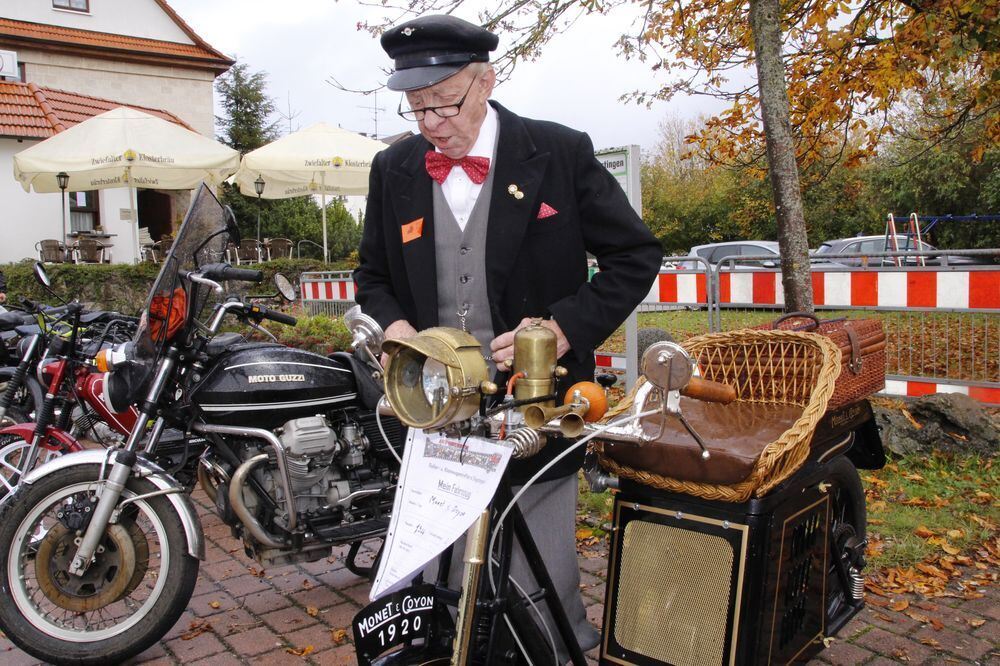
left=433, top=164, right=497, bottom=354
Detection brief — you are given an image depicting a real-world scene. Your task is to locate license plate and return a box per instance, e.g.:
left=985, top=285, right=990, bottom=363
left=352, top=584, right=435, bottom=662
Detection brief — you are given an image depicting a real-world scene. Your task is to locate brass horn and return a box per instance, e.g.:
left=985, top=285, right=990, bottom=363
left=523, top=400, right=590, bottom=437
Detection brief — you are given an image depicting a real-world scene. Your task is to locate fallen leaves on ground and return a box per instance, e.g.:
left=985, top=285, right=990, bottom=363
left=180, top=619, right=212, bottom=640
left=286, top=645, right=314, bottom=657
left=306, top=606, right=319, bottom=617
left=331, top=628, right=349, bottom=645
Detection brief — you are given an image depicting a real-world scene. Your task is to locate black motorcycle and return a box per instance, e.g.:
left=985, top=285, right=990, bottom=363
left=0, top=184, right=403, bottom=665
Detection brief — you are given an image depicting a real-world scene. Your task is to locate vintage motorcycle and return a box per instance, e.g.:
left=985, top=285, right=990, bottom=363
left=0, top=284, right=140, bottom=495
left=0, top=184, right=403, bottom=665
left=351, top=318, right=884, bottom=665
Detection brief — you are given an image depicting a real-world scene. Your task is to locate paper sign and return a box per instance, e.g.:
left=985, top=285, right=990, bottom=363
left=370, top=429, right=512, bottom=600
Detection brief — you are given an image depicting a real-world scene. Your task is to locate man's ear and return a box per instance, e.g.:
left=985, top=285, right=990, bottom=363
left=481, top=66, right=497, bottom=97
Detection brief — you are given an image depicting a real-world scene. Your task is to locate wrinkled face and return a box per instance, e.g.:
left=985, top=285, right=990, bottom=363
left=405, top=66, right=496, bottom=159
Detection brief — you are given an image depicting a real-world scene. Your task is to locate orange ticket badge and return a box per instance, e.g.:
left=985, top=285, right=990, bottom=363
left=401, top=217, right=424, bottom=243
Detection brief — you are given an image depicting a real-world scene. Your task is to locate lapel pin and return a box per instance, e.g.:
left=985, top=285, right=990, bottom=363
left=508, top=183, right=524, bottom=200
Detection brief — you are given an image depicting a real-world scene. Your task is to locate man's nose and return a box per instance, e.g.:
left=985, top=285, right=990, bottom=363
left=420, top=112, right=446, bottom=131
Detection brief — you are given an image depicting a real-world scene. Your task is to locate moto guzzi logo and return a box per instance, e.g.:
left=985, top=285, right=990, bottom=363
left=247, top=374, right=305, bottom=384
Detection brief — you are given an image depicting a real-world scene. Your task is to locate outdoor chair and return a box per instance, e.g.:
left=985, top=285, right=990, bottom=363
left=236, top=239, right=263, bottom=265
left=138, top=227, right=156, bottom=262
left=36, top=239, right=68, bottom=263
left=150, top=238, right=174, bottom=263
left=72, top=238, right=111, bottom=264
left=264, top=237, right=293, bottom=261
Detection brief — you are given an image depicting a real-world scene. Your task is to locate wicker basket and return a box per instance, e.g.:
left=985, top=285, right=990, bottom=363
left=597, top=330, right=842, bottom=502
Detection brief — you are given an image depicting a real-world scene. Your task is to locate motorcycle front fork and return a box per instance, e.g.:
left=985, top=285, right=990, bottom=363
left=68, top=352, right=176, bottom=576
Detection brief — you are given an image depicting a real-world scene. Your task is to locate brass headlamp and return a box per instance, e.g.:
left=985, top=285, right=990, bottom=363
left=382, top=327, right=496, bottom=430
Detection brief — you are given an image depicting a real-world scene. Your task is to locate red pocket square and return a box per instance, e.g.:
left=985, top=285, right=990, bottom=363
left=537, top=202, right=558, bottom=219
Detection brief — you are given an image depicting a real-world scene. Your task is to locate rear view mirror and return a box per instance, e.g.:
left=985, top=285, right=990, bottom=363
left=273, top=273, right=296, bottom=302
left=32, top=262, right=51, bottom=288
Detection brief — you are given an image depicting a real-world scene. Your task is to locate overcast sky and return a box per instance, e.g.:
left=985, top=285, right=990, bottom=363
left=168, top=0, right=729, bottom=156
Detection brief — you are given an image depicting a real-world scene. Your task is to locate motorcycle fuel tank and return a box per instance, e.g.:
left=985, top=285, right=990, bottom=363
left=191, top=344, right=359, bottom=427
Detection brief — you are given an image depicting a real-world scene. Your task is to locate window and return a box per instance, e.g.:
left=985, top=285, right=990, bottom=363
left=53, top=0, right=89, bottom=11
left=69, top=191, right=100, bottom=232
left=859, top=239, right=885, bottom=254
left=0, top=62, right=25, bottom=83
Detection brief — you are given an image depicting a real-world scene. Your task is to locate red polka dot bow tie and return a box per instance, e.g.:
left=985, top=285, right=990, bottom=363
left=425, top=151, right=491, bottom=185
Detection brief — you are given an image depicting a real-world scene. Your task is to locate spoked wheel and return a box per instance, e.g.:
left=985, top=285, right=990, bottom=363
left=0, top=434, right=60, bottom=499
left=824, top=456, right=867, bottom=632
left=0, top=463, right=199, bottom=665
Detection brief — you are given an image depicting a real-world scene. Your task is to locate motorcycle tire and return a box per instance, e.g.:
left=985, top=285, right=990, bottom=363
left=0, top=462, right=199, bottom=665
left=823, top=455, right=867, bottom=633
left=0, top=430, right=74, bottom=500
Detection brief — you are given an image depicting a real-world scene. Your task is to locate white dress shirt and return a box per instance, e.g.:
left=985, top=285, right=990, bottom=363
left=438, top=104, right=498, bottom=232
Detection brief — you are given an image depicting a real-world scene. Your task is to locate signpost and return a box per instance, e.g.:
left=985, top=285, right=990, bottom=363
left=596, top=145, right=642, bottom=386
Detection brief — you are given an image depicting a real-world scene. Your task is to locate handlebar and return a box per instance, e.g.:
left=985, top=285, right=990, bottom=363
left=248, top=305, right=297, bottom=326
left=680, top=376, right=737, bottom=404
left=199, top=263, right=264, bottom=283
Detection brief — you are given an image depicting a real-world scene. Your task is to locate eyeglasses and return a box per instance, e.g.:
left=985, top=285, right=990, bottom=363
left=397, top=75, right=478, bottom=122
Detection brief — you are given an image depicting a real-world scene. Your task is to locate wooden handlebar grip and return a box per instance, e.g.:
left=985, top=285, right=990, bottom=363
left=681, top=376, right=737, bottom=404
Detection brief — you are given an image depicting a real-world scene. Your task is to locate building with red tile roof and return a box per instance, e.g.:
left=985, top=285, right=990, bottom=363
left=0, top=0, right=233, bottom=264
left=0, top=80, right=191, bottom=140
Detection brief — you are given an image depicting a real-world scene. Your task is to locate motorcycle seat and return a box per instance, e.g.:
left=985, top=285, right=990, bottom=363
left=0, top=311, right=32, bottom=332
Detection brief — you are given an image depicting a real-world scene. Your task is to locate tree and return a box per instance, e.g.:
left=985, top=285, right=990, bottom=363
left=747, top=0, right=812, bottom=309
left=215, top=62, right=278, bottom=153
left=215, top=62, right=361, bottom=254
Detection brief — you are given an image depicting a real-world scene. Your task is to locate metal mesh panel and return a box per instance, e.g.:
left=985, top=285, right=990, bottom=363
left=614, top=520, right=735, bottom=666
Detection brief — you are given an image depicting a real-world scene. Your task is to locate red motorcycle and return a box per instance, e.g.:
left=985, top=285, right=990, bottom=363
left=0, top=266, right=138, bottom=494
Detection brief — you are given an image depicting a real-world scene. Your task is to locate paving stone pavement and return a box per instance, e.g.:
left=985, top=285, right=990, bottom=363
left=1, top=489, right=996, bottom=665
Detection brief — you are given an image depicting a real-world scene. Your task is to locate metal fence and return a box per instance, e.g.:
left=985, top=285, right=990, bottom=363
left=300, top=248, right=1000, bottom=404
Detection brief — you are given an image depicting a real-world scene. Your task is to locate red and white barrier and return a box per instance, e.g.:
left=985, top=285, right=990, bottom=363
left=301, top=277, right=355, bottom=302
left=884, top=378, right=1000, bottom=405
left=712, top=269, right=1000, bottom=310
left=642, top=272, right=709, bottom=305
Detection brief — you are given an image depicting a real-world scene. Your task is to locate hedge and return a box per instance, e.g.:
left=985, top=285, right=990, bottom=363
left=1, top=258, right=352, bottom=315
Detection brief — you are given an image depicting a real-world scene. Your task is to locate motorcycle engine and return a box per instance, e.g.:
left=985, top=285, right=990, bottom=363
left=279, top=415, right=367, bottom=514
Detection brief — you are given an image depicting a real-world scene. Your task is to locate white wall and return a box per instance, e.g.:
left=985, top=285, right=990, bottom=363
left=1, top=138, right=65, bottom=264
left=22, top=51, right=216, bottom=137
left=2, top=0, right=194, bottom=43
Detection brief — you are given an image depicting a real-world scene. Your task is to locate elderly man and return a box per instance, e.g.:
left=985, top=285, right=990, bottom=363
left=355, top=14, right=662, bottom=660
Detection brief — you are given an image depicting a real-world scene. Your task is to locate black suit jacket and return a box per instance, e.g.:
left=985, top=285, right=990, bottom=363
left=356, top=101, right=662, bottom=481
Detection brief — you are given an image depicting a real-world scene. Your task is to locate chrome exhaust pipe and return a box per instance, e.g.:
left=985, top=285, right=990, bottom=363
left=228, top=453, right=286, bottom=549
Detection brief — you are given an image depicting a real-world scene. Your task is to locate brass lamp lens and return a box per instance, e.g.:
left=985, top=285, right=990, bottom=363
left=421, top=358, right=450, bottom=410
left=383, top=327, right=488, bottom=430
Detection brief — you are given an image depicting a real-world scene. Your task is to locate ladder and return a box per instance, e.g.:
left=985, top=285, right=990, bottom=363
left=884, top=213, right=926, bottom=267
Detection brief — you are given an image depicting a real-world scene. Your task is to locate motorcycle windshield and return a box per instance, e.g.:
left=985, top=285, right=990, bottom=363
left=133, top=184, right=234, bottom=363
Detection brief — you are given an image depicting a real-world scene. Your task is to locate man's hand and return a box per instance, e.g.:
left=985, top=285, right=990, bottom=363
left=381, top=319, right=417, bottom=366
left=489, top=317, right=570, bottom=369
left=0, top=292, right=7, bottom=304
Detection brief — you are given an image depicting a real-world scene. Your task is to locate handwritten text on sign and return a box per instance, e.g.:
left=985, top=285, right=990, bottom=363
left=370, top=429, right=512, bottom=600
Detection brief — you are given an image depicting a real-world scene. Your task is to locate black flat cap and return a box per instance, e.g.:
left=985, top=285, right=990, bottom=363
left=381, top=15, right=498, bottom=91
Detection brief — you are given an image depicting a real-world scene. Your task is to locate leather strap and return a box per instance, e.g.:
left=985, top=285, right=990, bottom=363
left=845, top=326, right=863, bottom=374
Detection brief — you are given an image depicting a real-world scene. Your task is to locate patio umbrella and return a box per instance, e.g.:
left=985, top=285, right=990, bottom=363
left=13, top=107, right=240, bottom=261
left=230, top=122, right=384, bottom=260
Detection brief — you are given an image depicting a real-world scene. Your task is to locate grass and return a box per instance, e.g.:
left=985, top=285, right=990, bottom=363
left=862, top=451, right=998, bottom=570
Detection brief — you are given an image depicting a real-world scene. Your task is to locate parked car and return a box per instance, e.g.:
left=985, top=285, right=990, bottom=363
left=812, top=235, right=993, bottom=266
left=684, top=240, right=780, bottom=269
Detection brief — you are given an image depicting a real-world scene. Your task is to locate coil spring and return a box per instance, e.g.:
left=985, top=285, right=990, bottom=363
left=506, top=427, right=546, bottom=459
left=849, top=567, right=865, bottom=601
